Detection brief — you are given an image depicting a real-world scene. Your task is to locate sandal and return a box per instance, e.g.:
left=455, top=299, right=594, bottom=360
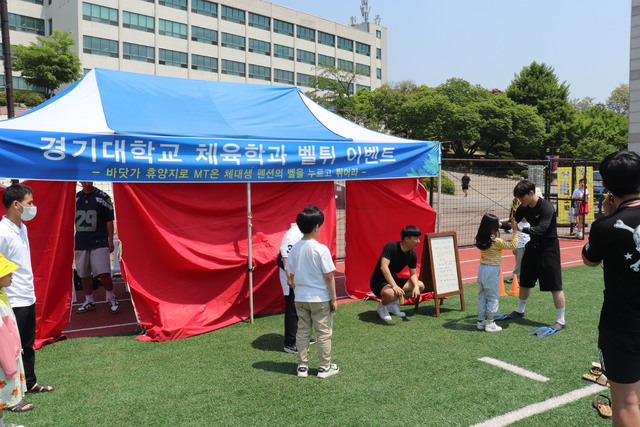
left=593, top=394, right=612, bottom=419
left=590, top=366, right=603, bottom=376
left=592, top=361, right=602, bottom=369
left=6, top=399, right=34, bottom=413
left=582, top=373, right=610, bottom=387
left=26, top=383, right=55, bottom=394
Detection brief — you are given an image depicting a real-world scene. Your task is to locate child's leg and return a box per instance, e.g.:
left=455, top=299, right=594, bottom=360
left=477, top=265, right=487, bottom=322
left=295, top=302, right=313, bottom=367
left=310, top=301, right=333, bottom=369
left=484, top=267, right=501, bottom=321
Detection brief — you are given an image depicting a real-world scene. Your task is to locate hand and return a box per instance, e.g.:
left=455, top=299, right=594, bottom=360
left=109, top=240, right=115, bottom=253
left=509, top=218, right=518, bottom=230
left=411, top=286, right=420, bottom=299
left=330, top=300, right=337, bottom=313
left=393, top=285, right=404, bottom=298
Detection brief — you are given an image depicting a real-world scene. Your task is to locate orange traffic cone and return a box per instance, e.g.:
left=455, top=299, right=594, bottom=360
left=499, top=268, right=507, bottom=296
left=509, top=274, right=520, bottom=296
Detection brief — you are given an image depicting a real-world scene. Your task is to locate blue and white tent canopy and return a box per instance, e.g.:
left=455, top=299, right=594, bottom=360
left=0, top=68, right=439, bottom=182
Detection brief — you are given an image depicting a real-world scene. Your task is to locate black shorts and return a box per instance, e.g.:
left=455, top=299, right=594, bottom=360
left=370, top=277, right=408, bottom=298
left=598, top=328, right=640, bottom=384
left=519, top=239, right=562, bottom=291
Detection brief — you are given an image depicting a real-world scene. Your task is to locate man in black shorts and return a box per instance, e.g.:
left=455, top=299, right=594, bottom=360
left=499, top=180, right=566, bottom=331
left=461, top=174, right=470, bottom=197
left=582, top=151, right=640, bottom=425
left=370, top=225, right=425, bottom=321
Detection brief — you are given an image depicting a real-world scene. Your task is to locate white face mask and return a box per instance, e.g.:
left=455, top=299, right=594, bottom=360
left=18, top=204, right=37, bottom=221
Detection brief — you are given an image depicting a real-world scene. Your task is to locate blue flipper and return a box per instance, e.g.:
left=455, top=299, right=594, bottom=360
left=537, top=327, right=559, bottom=338
left=529, top=326, right=549, bottom=336
left=494, top=314, right=510, bottom=321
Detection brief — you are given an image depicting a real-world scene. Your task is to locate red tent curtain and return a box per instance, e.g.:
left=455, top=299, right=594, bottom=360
left=344, top=178, right=436, bottom=299
left=114, top=181, right=336, bottom=342
left=0, top=181, right=76, bottom=349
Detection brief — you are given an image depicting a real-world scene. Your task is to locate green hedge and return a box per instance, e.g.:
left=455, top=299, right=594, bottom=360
left=0, top=90, right=45, bottom=107
left=423, top=174, right=456, bottom=195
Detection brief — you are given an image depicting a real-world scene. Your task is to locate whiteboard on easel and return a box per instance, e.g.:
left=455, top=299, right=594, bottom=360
left=429, top=235, right=460, bottom=294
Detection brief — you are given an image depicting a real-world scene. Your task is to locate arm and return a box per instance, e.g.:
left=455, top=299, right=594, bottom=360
left=526, top=201, right=554, bottom=237
left=408, top=268, right=420, bottom=298
left=283, top=258, right=294, bottom=289
left=582, top=252, right=600, bottom=267
left=380, top=257, right=404, bottom=298
left=107, top=221, right=115, bottom=253
left=324, top=271, right=337, bottom=313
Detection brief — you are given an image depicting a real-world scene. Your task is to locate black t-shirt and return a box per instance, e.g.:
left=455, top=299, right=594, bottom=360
left=461, top=176, right=470, bottom=188
left=370, top=241, right=417, bottom=283
left=583, top=198, right=640, bottom=332
left=75, top=188, right=115, bottom=250
left=514, top=197, right=557, bottom=242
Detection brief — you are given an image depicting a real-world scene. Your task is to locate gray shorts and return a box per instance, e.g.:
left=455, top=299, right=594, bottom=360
left=74, top=247, right=111, bottom=278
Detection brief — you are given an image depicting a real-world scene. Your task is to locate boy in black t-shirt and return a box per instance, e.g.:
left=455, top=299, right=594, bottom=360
left=370, top=226, right=425, bottom=321
left=582, top=151, right=640, bottom=425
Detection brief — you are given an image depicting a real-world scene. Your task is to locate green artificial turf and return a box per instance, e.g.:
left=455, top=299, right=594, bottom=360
left=5, top=265, right=613, bottom=426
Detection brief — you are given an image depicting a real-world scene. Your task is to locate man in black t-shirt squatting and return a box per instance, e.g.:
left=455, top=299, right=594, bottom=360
left=499, top=180, right=566, bottom=332
left=370, top=225, right=425, bottom=321
left=582, top=151, right=640, bottom=426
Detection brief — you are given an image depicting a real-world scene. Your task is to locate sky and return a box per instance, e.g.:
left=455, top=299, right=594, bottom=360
left=271, top=0, right=631, bottom=103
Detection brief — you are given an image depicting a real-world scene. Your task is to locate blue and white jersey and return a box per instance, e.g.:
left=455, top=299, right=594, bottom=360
left=75, top=188, right=114, bottom=250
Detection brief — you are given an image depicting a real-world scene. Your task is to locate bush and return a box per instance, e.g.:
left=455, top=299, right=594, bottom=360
left=0, top=90, right=45, bottom=108
left=423, top=174, right=456, bottom=195
left=521, top=169, right=529, bottom=178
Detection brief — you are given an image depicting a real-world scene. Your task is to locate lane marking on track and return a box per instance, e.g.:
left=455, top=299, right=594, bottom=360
left=470, top=383, right=605, bottom=427
left=478, top=357, right=549, bottom=382
left=62, top=322, right=139, bottom=333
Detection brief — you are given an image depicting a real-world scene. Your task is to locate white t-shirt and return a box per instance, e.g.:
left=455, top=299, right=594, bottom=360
left=572, top=187, right=589, bottom=207
left=278, top=223, right=303, bottom=296
left=0, top=216, right=36, bottom=307
left=286, top=239, right=335, bottom=302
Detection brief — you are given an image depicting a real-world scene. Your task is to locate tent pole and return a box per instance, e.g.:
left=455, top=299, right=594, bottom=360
left=247, top=182, right=254, bottom=324
left=437, top=144, right=442, bottom=233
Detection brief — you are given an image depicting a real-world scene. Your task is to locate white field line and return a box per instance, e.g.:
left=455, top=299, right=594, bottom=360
left=470, top=383, right=605, bottom=427
left=478, top=357, right=549, bottom=382
left=62, top=322, right=139, bottom=333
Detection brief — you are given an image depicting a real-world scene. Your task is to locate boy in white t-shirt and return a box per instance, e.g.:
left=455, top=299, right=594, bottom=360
left=285, top=205, right=338, bottom=378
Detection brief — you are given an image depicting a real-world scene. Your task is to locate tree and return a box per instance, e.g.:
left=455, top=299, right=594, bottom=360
left=606, top=83, right=629, bottom=116
left=12, top=31, right=82, bottom=99
left=506, top=61, right=577, bottom=157
left=308, top=65, right=358, bottom=116
left=570, top=96, right=596, bottom=112
left=571, top=105, right=628, bottom=161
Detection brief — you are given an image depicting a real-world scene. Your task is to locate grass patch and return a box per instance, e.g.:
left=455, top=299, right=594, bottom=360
left=6, top=265, right=610, bottom=426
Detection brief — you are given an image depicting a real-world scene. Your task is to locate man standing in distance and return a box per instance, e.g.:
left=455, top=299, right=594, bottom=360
left=75, top=182, right=119, bottom=314
left=499, top=180, right=566, bottom=333
left=370, top=225, right=425, bottom=321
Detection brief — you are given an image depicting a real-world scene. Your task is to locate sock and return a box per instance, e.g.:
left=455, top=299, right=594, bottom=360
left=556, top=308, right=566, bottom=325
left=106, top=290, right=116, bottom=301
left=85, top=295, right=95, bottom=304
left=516, top=299, right=527, bottom=313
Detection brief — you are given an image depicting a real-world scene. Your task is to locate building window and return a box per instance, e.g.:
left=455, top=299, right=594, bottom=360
left=376, top=30, right=382, bottom=38
left=159, top=0, right=187, bottom=11
left=273, top=19, right=293, bottom=36
left=221, top=5, right=245, bottom=25
left=192, top=26, right=217, bottom=44
left=356, top=84, right=371, bottom=91
left=0, top=75, right=45, bottom=93
left=249, top=38, right=270, bottom=55
left=192, top=54, right=218, bottom=72
left=249, top=64, right=271, bottom=81
left=221, top=32, right=245, bottom=51
left=159, top=48, right=187, bottom=68
left=297, top=25, right=315, bottom=42
left=317, top=31, right=335, bottom=47
left=159, top=19, right=187, bottom=39
left=356, top=42, right=370, bottom=56
left=82, top=3, right=118, bottom=26
left=376, top=68, right=382, bottom=80
left=123, top=11, right=155, bottom=33
left=21, top=0, right=44, bottom=4
left=83, top=35, right=118, bottom=58
left=337, top=36, right=353, bottom=52
left=192, top=0, right=217, bottom=17
left=297, top=73, right=312, bottom=88
left=274, top=69, right=294, bottom=85
left=356, top=63, right=371, bottom=76
left=139, top=0, right=154, bottom=3
left=123, top=42, right=155, bottom=63
left=318, top=54, right=335, bottom=68
left=248, top=12, right=269, bottom=30
left=376, top=48, right=381, bottom=60
left=273, top=44, right=293, bottom=61
left=337, top=59, right=353, bottom=72
left=296, top=49, right=315, bottom=65
left=9, top=14, right=45, bottom=35
left=48, top=18, right=52, bottom=36
left=221, top=59, right=245, bottom=76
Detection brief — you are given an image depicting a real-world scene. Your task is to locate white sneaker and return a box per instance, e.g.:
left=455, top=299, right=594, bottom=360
left=317, top=363, right=339, bottom=378
left=485, top=322, right=502, bottom=332
left=297, top=365, right=308, bottom=378
left=576, top=231, right=583, bottom=239
left=477, top=321, right=486, bottom=330
left=387, top=299, right=406, bottom=317
left=376, top=303, right=392, bottom=322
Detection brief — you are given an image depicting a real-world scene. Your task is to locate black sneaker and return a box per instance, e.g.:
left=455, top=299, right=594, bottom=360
left=76, top=301, right=96, bottom=314
left=507, top=311, right=524, bottom=319
left=284, top=345, right=298, bottom=354
left=550, top=322, right=565, bottom=330
left=310, top=339, right=317, bottom=345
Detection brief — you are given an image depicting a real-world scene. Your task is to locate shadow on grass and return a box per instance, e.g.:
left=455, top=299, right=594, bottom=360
left=357, top=310, right=398, bottom=325
left=438, top=314, right=548, bottom=332
left=253, top=361, right=298, bottom=375
left=252, top=333, right=285, bottom=352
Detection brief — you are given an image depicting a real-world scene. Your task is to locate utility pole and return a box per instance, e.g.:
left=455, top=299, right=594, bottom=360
left=0, top=0, right=14, bottom=118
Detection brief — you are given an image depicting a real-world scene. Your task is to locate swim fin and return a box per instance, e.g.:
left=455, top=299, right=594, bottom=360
left=529, top=326, right=549, bottom=336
